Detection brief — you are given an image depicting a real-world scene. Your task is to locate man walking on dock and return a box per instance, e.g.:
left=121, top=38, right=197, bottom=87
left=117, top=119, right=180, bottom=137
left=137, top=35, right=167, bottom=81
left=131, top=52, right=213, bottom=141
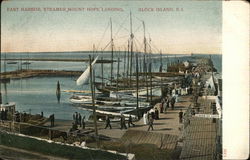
left=82, top=116, right=85, bottom=129
left=73, top=113, right=76, bottom=123
left=120, top=114, right=127, bottom=130
left=179, top=109, right=183, bottom=123
left=147, top=114, right=154, bottom=131
left=155, top=108, right=159, bottom=120
left=79, top=113, right=82, bottom=127
left=75, top=112, right=79, bottom=125
left=171, top=96, right=176, bottom=110
left=160, top=99, right=164, bottom=113
left=128, top=114, right=135, bottom=127
left=105, top=115, right=112, bottom=129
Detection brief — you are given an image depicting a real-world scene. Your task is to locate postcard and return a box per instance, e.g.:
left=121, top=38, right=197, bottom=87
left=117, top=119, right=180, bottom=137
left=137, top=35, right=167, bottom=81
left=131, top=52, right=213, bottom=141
left=0, top=0, right=249, bottom=159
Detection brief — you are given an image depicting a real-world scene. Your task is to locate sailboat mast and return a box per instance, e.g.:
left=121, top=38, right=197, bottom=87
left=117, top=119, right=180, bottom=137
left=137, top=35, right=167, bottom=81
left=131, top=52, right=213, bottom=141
left=89, top=55, right=98, bottom=137
left=101, top=50, right=104, bottom=87
left=149, top=37, right=153, bottom=103
left=160, top=50, right=163, bottom=71
left=123, top=47, right=126, bottom=78
left=4, top=52, right=7, bottom=73
left=129, top=11, right=134, bottom=87
left=143, top=21, right=149, bottom=101
left=110, top=18, right=114, bottom=85
left=136, top=53, right=139, bottom=118
left=139, top=52, right=141, bottom=73
left=123, top=47, right=126, bottom=89
left=116, top=51, right=120, bottom=91
left=126, top=40, right=130, bottom=85
left=3, top=52, right=8, bottom=104
left=160, top=50, right=163, bottom=98
left=0, top=50, right=2, bottom=104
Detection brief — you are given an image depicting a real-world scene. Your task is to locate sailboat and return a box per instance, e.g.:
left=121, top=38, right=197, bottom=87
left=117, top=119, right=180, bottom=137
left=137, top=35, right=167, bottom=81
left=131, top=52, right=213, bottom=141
left=132, top=87, right=162, bottom=97
left=70, top=95, right=92, bottom=104
left=76, top=56, right=99, bottom=86
left=71, top=14, right=158, bottom=117
left=69, top=56, right=99, bottom=103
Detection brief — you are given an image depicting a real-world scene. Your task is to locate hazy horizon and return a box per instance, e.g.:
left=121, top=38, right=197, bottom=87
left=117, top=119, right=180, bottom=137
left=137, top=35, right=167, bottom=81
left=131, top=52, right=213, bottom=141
left=1, top=1, right=222, bottom=54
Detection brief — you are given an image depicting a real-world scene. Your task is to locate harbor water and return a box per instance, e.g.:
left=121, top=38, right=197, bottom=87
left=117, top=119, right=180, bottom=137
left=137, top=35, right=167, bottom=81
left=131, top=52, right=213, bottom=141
left=0, top=52, right=222, bottom=120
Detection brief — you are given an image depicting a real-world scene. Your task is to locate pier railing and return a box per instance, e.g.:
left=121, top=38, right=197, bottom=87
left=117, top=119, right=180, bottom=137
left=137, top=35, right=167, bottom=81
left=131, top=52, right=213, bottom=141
left=0, top=119, right=115, bottom=143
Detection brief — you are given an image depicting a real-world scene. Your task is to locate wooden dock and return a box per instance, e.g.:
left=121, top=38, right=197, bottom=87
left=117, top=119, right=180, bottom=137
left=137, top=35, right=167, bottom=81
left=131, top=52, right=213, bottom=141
left=179, top=118, right=218, bottom=160
left=179, top=95, right=221, bottom=159
left=121, top=130, right=178, bottom=150
left=40, top=95, right=193, bottom=152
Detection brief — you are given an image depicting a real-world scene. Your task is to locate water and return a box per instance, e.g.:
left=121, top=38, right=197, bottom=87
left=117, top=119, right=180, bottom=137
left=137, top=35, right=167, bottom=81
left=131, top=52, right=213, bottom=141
left=1, top=77, right=91, bottom=120
left=0, top=52, right=222, bottom=120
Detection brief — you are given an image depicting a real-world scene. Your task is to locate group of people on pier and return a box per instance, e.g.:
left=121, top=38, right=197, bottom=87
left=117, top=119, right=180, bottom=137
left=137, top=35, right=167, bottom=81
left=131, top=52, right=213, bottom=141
left=105, top=114, right=135, bottom=130
left=143, top=108, right=159, bottom=131
left=159, top=96, right=176, bottom=113
left=72, top=112, right=85, bottom=130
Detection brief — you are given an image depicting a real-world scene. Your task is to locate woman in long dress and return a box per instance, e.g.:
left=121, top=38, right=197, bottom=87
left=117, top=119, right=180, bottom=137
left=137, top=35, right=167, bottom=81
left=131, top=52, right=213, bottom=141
left=143, top=112, right=148, bottom=124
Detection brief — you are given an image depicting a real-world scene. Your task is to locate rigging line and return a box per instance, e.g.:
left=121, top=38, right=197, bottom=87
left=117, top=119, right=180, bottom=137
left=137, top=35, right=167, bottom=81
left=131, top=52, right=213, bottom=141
left=115, top=40, right=128, bottom=51
left=133, top=40, right=144, bottom=53
left=133, top=25, right=142, bottom=35
left=113, top=35, right=128, bottom=41
left=133, top=14, right=143, bottom=23
left=150, top=39, right=160, bottom=52
left=101, top=41, right=112, bottom=51
left=113, top=14, right=130, bottom=39
left=133, top=36, right=144, bottom=51
left=145, top=33, right=161, bottom=54
left=133, top=41, right=139, bottom=52
left=132, top=15, right=145, bottom=34
left=134, top=36, right=143, bottom=48
left=112, top=20, right=130, bottom=37
left=96, top=22, right=110, bottom=50
left=146, top=41, right=155, bottom=54
left=151, top=42, right=161, bottom=53
left=133, top=42, right=144, bottom=60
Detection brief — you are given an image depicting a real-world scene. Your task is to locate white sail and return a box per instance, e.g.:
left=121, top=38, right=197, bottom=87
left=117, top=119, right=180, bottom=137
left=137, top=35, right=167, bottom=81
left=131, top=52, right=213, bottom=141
left=76, top=56, right=99, bottom=86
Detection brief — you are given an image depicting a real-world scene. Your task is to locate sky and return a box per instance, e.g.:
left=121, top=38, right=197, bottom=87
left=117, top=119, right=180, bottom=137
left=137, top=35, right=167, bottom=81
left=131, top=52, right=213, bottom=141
left=1, top=1, right=222, bottom=54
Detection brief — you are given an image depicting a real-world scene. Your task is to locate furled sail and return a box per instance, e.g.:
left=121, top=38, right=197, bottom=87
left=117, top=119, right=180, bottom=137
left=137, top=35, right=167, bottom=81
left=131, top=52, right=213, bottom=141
left=76, top=56, right=98, bottom=86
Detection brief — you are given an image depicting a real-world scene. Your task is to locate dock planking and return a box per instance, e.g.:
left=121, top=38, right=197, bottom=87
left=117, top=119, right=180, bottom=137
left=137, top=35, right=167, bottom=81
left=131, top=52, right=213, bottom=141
left=121, top=130, right=178, bottom=150
left=180, top=117, right=218, bottom=160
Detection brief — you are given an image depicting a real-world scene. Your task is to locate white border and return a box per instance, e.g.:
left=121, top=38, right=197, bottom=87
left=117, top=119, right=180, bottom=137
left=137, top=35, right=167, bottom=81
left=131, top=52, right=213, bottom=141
left=223, top=1, right=249, bottom=159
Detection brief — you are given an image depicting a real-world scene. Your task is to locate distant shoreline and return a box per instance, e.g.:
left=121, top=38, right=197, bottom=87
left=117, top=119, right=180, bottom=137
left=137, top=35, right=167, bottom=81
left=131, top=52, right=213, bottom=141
left=1, top=58, right=115, bottom=63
